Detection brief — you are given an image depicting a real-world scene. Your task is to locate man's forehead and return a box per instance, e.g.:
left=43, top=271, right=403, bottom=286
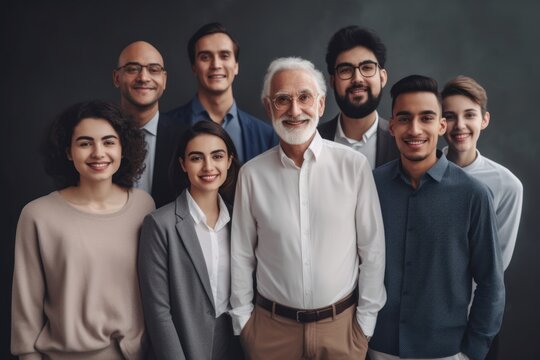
left=270, top=69, right=317, bottom=94
left=196, top=33, right=235, bottom=52
left=119, top=43, right=163, bottom=64
left=393, top=92, right=441, bottom=113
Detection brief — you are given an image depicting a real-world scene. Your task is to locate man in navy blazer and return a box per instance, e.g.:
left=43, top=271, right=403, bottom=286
left=167, top=22, right=277, bottom=163
left=318, top=25, right=399, bottom=169
left=113, top=41, right=185, bottom=208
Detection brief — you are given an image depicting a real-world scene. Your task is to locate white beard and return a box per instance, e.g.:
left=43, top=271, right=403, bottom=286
left=272, top=111, right=319, bottom=145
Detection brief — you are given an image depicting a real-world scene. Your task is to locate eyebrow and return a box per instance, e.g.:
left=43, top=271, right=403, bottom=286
left=187, top=149, right=227, bottom=156
left=395, top=110, right=437, bottom=116
left=75, top=135, right=118, bottom=141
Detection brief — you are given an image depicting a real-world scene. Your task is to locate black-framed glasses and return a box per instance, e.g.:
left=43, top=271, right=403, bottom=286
left=334, top=61, right=380, bottom=80
left=115, top=62, right=166, bottom=75
left=270, top=92, right=317, bottom=111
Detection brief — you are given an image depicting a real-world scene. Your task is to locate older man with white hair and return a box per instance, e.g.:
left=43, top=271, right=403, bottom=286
left=230, top=57, right=386, bottom=360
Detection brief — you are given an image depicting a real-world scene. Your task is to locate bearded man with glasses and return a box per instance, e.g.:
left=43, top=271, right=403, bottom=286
left=319, top=25, right=399, bottom=169
left=113, top=41, right=185, bottom=207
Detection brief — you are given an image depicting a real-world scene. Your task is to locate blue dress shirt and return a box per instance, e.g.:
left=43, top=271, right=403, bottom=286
left=190, top=96, right=244, bottom=163
left=370, top=152, right=505, bottom=360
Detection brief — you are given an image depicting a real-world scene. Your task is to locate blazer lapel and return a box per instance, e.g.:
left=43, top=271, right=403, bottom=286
left=175, top=192, right=215, bottom=309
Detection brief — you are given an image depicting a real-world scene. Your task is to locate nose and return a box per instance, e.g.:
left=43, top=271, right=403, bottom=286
left=287, top=98, right=303, bottom=118
left=210, top=56, right=222, bottom=69
left=202, top=156, right=212, bottom=171
left=136, top=67, right=150, bottom=81
left=92, top=143, right=105, bottom=158
left=454, top=115, right=466, bottom=129
left=408, top=119, right=422, bottom=135
left=351, top=67, right=365, bottom=83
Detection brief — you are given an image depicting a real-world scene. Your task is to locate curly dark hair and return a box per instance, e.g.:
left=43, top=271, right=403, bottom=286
left=171, top=120, right=240, bottom=204
left=42, top=100, right=147, bottom=189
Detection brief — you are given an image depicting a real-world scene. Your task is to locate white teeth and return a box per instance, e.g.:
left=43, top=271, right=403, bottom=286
left=406, top=140, right=425, bottom=145
left=201, top=175, right=218, bottom=181
left=88, top=163, right=109, bottom=169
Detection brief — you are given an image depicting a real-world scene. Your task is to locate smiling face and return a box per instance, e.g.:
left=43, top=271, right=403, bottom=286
left=332, top=46, right=387, bottom=119
left=180, top=133, right=232, bottom=197
left=192, top=33, right=239, bottom=97
left=443, top=94, right=489, bottom=160
left=113, top=41, right=167, bottom=112
left=265, top=69, right=325, bottom=145
left=390, top=91, right=446, bottom=170
left=68, top=118, right=122, bottom=186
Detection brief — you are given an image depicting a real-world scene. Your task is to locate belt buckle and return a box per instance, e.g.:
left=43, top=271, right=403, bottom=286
left=296, top=310, right=306, bottom=322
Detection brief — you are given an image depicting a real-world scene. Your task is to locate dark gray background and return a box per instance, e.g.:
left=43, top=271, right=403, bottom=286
left=2, top=0, right=538, bottom=358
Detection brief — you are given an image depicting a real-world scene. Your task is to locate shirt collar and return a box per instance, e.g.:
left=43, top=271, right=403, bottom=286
left=394, top=150, right=448, bottom=185
left=441, top=146, right=481, bottom=170
left=191, top=95, right=237, bottom=125
left=186, top=190, right=230, bottom=231
left=278, top=131, right=323, bottom=167
left=141, top=111, right=159, bottom=136
left=335, top=111, right=379, bottom=144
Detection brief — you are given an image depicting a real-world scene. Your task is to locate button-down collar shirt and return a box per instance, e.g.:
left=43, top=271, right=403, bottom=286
left=190, top=96, right=244, bottom=163
left=186, top=191, right=231, bottom=317
left=370, top=153, right=504, bottom=360
left=135, top=111, right=159, bottom=193
left=230, top=132, right=386, bottom=336
left=334, top=111, right=379, bottom=169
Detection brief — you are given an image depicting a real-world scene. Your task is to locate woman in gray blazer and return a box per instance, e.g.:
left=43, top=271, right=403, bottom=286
left=138, top=120, right=242, bottom=360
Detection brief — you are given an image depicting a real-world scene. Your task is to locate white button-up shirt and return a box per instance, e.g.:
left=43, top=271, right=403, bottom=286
left=334, top=112, right=379, bottom=170
left=186, top=191, right=231, bottom=317
left=230, top=132, right=386, bottom=336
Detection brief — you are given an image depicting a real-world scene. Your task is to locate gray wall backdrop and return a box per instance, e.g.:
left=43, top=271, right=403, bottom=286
left=2, top=0, right=538, bottom=358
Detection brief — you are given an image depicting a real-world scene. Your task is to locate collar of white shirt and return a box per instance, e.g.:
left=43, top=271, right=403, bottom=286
left=278, top=131, right=324, bottom=168
left=335, top=111, right=379, bottom=146
left=186, top=190, right=230, bottom=231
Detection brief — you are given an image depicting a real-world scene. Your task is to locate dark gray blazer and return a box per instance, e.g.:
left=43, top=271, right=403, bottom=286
left=318, top=114, right=400, bottom=168
left=138, top=190, right=235, bottom=360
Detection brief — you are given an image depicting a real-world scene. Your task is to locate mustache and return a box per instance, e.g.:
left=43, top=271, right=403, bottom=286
left=346, top=84, right=369, bottom=94
left=277, top=114, right=313, bottom=122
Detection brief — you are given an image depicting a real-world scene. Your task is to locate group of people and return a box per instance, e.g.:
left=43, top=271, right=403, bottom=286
left=10, top=22, right=522, bottom=360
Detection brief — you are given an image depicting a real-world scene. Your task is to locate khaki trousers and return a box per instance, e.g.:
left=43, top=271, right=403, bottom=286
left=240, top=303, right=368, bottom=360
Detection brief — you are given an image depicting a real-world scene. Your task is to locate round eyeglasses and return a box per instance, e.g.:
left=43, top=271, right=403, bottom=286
left=116, top=62, right=165, bottom=76
left=270, top=93, right=317, bottom=111
left=334, top=61, right=380, bottom=80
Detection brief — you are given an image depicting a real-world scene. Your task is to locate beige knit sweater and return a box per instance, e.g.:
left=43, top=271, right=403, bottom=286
left=11, top=189, right=155, bottom=360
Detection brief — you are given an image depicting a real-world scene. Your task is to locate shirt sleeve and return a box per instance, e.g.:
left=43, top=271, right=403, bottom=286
left=462, top=187, right=505, bottom=360
left=495, top=175, right=523, bottom=270
left=11, top=206, right=46, bottom=359
left=138, top=214, right=187, bottom=360
left=354, top=159, right=387, bottom=337
left=230, top=167, right=257, bottom=335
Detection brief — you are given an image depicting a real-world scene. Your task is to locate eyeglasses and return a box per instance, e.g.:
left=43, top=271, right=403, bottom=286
left=270, top=92, right=317, bottom=111
left=115, top=62, right=166, bottom=76
left=334, top=61, right=380, bottom=80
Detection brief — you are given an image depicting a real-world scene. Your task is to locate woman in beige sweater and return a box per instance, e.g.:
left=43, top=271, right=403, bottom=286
left=11, top=100, right=155, bottom=360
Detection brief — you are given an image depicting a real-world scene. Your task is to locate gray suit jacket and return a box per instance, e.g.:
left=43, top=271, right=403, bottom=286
left=138, top=190, right=234, bottom=360
left=318, top=114, right=400, bottom=168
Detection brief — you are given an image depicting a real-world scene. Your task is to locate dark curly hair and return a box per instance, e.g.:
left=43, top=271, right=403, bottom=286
left=42, top=100, right=147, bottom=189
left=171, top=120, right=240, bottom=204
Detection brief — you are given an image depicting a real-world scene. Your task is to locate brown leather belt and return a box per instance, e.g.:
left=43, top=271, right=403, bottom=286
left=256, top=291, right=357, bottom=323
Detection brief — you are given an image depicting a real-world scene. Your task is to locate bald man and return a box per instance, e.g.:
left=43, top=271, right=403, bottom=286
left=113, top=41, right=185, bottom=207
